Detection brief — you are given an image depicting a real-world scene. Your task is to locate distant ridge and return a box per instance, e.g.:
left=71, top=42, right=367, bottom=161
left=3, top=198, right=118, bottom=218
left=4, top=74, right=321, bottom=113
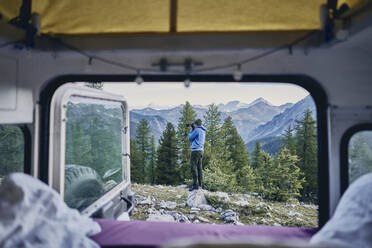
left=130, top=97, right=300, bottom=143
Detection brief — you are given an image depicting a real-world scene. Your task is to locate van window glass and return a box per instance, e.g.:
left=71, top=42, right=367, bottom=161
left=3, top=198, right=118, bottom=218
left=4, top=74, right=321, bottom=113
left=348, top=130, right=372, bottom=184
left=64, top=96, right=124, bottom=211
left=0, top=125, right=24, bottom=182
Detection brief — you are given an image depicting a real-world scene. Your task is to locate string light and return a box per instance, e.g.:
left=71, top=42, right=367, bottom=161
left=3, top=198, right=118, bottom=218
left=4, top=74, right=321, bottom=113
left=1, top=32, right=316, bottom=78
left=135, top=70, right=144, bottom=85
left=233, top=64, right=243, bottom=81
left=184, top=78, right=191, bottom=88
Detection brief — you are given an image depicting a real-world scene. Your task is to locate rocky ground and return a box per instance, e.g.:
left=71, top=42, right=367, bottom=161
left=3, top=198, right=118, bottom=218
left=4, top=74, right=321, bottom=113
left=131, top=184, right=318, bottom=227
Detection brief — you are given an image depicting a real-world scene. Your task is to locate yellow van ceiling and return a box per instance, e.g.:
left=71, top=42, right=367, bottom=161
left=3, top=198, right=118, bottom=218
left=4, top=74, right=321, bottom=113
left=0, top=0, right=362, bottom=35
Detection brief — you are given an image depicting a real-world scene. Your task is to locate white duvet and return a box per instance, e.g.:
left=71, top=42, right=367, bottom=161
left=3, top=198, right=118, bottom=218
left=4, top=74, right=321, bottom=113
left=0, top=173, right=101, bottom=248
left=311, top=173, right=372, bottom=248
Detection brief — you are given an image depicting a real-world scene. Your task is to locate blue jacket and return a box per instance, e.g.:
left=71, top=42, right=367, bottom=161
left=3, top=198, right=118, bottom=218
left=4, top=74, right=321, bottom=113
left=188, top=126, right=206, bottom=151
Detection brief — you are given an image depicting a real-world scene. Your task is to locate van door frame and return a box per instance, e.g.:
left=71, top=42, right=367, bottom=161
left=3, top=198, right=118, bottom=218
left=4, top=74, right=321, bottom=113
left=38, top=74, right=330, bottom=226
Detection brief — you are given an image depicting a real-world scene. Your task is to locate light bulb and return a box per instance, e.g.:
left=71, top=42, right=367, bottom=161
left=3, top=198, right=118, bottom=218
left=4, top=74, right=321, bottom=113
left=184, top=78, right=191, bottom=88
left=84, top=57, right=93, bottom=73
left=135, top=70, right=144, bottom=85
left=233, top=64, right=243, bottom=81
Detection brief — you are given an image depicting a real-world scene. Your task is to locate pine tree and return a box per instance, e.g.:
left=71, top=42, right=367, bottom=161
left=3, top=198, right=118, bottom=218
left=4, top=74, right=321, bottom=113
left=255, top=152, right=275, bottom=198
left=272, top=147, right=304, bottom=201
left=295, top=109, right=317, bottom=202
left=0, top=125, right=24, bottom=177
left=66, top=122, right=92, bottom=166
left=130, top=139, right=143, bottom=183
left=204, top=103, right=222, bottom=147
left=251, top=141, right=264, bottom=169
left=349, top=133, right=372, bottom=183
left=155, top=123, right=180, bottom=185
left=88, top=117, right=120, bottom=176
left=147, top=135, right=157, bottom=184
left=220, top=116, right=254, bottom=190
left=176, top=102, right=196, bottom=182
left=282, top=125, right=296, bottom=155
left=135, top=119, right=151, bottom=183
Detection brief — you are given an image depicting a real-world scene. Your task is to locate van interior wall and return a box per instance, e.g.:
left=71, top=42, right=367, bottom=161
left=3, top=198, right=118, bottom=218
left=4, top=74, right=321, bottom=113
left=0, top=23, right=371, bottom=218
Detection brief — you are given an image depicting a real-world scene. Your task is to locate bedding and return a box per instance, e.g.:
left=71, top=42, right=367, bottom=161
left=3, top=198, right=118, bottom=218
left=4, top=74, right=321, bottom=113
left=91, top=219, right=317, bottom=247
left=0, top=173, right=101, bottom=248
left=310, top=173, right=372, bottom=248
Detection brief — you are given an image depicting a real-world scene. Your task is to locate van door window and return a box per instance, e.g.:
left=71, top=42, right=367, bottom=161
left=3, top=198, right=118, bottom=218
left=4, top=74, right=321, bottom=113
left=64, top=96, right=124, bottom=211
left=0, top=125, right=24, bottom=181
left=348, top=130, right=372, bottom=184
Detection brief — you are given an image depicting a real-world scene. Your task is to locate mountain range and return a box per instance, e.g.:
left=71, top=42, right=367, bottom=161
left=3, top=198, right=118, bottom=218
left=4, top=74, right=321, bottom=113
left=130, top=96, right=315, bottom=154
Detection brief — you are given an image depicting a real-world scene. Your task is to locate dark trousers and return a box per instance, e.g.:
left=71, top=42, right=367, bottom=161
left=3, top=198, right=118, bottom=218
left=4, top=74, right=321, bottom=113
left=190, top=150, right=203, bottom=187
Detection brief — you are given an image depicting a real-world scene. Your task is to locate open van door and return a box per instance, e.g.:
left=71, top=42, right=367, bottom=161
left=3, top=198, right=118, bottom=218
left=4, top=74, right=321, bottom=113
left=48, top=83, right=132, bottom=219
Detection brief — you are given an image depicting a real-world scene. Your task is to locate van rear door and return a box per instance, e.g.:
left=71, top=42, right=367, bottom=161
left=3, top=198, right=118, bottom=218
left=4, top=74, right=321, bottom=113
left=48, top=83, right=131, bottom=218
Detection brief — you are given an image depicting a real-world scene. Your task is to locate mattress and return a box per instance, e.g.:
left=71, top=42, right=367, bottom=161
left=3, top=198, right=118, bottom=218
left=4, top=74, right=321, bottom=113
left=91, top=219, right=317, bottom=247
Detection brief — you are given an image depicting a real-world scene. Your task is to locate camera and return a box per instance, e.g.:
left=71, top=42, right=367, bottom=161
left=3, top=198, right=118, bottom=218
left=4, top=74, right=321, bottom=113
left=186, top=122, right=195, bottom=128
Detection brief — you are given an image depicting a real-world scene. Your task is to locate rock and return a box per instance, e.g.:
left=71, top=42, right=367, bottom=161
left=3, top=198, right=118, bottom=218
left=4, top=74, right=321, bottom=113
left=273, top=223, right=281, bottom=226
left=260, top=218, right=267, bottom=224
left=168, top=189, right=176, bottom=192
left=146, top=214, right=175, bottom=222
left=166, top=211, right=190, bottom=223
left=265, top=212, right=272, bottom=218
left=138, top=196, right=152, bottom=205
left=176, top=194, right=182, bottom=199
left=187, top=190, right=207, bottom=207
left=190, top=210, right=200, bottom=215
left=257, top=202, right=267, bottom=208
left=296, top=217, right=304, bottom=222
left=187, top=214, right=195, bottom=220
left=177, top=203, right=186, bottom=208
left=235, top=221, right=244, bottom=226
left=159, top=201, right=177, bottom=209
left=234, top=200, right=249, bottom=206
left=288, top=211, right=297, bottom=217
left=177, top=184, right=187, bottom=188
left=216, top=192, right=229, bottom=198
left=155, top=185, right=164, bottom=189
left=193, top=220, right=200, bottom=223
left=221, top=210, right=239, bottom=223
left=198, top=204, right=214, bottom=211
left=251, top=192, right=259, bottom=196
left=197, top=216, right=210, bottom=223
left=215, top=207, right=222, bottom=213
left=274, top=217, right=281, bottom=222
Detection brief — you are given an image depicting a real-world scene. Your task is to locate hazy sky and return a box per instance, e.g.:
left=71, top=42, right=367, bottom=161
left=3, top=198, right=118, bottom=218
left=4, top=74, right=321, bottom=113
left=103, top=82, right=309, bottom=109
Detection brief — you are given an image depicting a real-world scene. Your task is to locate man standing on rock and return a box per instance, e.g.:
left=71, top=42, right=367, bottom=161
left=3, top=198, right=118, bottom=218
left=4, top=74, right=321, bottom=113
left=188, top=119, right=206, bottom=191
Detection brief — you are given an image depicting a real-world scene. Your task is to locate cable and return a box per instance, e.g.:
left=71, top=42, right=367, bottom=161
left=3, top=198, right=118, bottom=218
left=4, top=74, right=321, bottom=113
left=45, top=31, right=317, bottom=75
left=194, top=31, right=317, bottom=73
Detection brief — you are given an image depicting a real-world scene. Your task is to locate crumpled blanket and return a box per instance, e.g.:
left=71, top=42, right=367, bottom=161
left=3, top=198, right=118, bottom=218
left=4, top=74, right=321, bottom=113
left=0, top=173, right=101, bottom=248
left=310, top=173, right=372, bottom=248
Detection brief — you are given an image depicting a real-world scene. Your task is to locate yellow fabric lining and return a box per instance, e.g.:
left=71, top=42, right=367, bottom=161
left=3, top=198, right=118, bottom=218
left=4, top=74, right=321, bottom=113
left=32, top=0, right=170, bottom=34
left=0, top=0, right=22, bottom=21
left=177, top=0, right=327, bottom=32
left=0, top=0, right=365, bottom=34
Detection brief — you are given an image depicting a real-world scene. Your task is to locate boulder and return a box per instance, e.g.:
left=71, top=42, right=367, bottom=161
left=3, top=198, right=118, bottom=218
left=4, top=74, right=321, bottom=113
left=187, top=190, right=207, bottom=207
left=234, top=200, right=249, bottom=206
left=146, top=214, right=175, bottom=222
left=138, top=196, right=152, bottom=205
left=198, top=204, right=215, bottom=211
left=221, top=210, right=239, bottom=223
left=197, top=216, right=210, bottom=223
left=159, top=201, right=177, bottom=209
